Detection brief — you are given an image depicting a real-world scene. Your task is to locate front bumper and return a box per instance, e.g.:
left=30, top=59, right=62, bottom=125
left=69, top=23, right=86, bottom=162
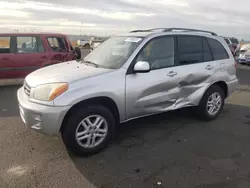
left=17, top=87, right=71, bottom=136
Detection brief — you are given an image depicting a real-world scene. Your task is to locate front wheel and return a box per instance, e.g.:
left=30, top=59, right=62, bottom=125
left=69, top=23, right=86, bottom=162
left=61, top=105, right=116, bottom=156
left=196, top=85, right=225, bottom=121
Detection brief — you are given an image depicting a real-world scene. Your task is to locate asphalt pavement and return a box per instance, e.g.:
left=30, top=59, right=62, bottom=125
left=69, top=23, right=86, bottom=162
left=1, top=64, right=250, bottom=188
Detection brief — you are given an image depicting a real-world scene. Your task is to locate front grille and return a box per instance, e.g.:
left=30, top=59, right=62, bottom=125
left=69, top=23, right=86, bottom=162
left=24, top=82, right=31, bottom=97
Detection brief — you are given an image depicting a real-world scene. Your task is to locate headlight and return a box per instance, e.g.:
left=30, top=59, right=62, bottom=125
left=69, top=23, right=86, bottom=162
left=33, top=83, right=68, bottom=101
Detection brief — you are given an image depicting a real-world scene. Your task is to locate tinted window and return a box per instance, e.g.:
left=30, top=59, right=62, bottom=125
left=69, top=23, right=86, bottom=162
left=177, top=36, right=202, bottom=65
left=0, top=37, right=11, bottom=53
left=203, top=38, right=213, bottom=61
left=136, top=36, right=175, bottom=70
left=230, top=38, right=239, bottom=44
left=47, top=37, right=67, bottom=52
left=207, top=38, right=229, bottom=60
left=224, top=38, right=230, bottom=44
left=17, top=36, right=45, bottom=53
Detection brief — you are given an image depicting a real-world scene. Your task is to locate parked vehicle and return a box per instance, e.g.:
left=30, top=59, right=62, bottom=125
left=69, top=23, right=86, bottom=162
left=0, top=33, right=81, bottom=83
left=77, top=39, right=90, bottom=48
left=90, top=37, right=104, bottom=50
left=224, top=37, right=240, bottom=55
left=238, top=44, right=250, bottom=64
left=17, top=28, right=238, bottom=156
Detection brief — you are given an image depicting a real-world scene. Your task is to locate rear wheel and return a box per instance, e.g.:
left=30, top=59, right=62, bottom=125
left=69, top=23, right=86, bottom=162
left=61, top=105, right=115, bottom=156
left=196, top=85, right=225, bottom=121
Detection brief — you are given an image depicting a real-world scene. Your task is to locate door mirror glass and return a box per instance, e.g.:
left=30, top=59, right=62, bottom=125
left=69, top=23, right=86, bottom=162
left=134, top=61, right=150, bottom=73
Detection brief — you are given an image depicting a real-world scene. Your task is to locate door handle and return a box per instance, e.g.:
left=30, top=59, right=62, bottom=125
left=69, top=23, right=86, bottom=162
left=2, top=57, right=9, bottom=60
left=167, top=71, right=177, bottom=77
left=205, top=65, right=213, bottom=70
left=41, top=56, right=47, bottom=59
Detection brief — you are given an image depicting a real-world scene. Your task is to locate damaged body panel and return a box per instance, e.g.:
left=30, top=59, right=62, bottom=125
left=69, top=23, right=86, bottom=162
left=125, top=59, right=225, bottom=119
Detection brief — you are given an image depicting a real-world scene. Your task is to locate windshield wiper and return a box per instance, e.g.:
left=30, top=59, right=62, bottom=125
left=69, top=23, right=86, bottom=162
left=82, top=60, right=100, bottom=67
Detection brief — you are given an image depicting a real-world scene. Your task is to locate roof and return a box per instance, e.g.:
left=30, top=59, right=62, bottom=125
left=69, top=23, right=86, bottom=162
left=0, top=32, right=67, bottom=36
left=119, top=28, right=218, bottom=38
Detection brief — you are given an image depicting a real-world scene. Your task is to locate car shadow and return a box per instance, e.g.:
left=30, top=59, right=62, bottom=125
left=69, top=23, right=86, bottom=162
left=0, top=85, right=21, bottom=118
left=69, top=104, right=250, bottom=188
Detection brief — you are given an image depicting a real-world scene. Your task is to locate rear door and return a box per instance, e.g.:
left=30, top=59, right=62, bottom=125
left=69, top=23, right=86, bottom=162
left=11, top=35, right=49, bottom=78
left=46, top=36, right=70, bottom=64
left=0, top=36, right=16, bottom=79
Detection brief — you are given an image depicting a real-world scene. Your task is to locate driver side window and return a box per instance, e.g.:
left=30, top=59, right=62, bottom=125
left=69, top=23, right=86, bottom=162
left=136, top=36, right=175, bottom=70
left=47, top=37, right=67, bottom=52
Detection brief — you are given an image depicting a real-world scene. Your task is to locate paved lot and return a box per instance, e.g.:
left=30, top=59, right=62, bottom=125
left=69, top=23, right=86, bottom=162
left=1, top=64, right=250, bottom=188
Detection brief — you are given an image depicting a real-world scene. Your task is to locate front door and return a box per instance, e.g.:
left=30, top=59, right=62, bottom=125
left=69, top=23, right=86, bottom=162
left=125, top=36, right=180, bottom=119
left=46, top=36, right=69, bottom=64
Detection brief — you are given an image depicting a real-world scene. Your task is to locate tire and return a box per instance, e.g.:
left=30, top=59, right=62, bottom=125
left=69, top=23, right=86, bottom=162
left=196, top=85, right=225, bottom=121
left=84, top=43, right=90, bottom=48
left=62, top=105, right=116, bottom=156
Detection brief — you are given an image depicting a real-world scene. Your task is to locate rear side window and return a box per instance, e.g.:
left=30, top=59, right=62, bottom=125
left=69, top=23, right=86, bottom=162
left=177, top=36, right=203, bottom=65
left=207, top=38, right=229, bottom=60
left=47, top=37, right=67, bottom=52
left=0, top=37, right=11, bottom=53
left=16, top=36, right=45, bottom=53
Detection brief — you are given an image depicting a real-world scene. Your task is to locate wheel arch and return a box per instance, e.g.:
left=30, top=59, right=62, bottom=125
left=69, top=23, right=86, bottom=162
left=199, top=81, right=228, bottom=105
left=60, top=96, right=120, bottom=132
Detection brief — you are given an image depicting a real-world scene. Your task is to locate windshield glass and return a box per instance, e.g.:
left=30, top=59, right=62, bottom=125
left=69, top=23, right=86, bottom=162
left=83, top=36, right=143, bottom=69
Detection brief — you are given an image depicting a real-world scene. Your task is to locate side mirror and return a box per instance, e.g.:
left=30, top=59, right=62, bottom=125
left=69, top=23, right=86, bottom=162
left=134, top=61, right=150, bottom=73
left=74, top=47, right=81, bottom=59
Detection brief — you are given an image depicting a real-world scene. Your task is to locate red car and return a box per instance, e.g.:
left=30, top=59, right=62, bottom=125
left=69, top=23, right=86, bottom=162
left=0, top=33, right=81, bottom=84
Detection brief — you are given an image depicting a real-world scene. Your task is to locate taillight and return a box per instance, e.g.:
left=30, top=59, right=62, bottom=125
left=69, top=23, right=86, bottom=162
left=234, top=61, right=237, bottom=69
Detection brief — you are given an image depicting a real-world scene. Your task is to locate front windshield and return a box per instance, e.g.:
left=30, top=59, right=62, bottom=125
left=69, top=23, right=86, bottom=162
left=83, top=36, right=143, bottom=69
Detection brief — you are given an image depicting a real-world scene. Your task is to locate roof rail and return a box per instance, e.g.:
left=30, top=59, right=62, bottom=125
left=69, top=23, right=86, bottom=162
left=130, top=29, right=151, bottom=33
left=129, top=28, right=217, bottom=36
left=130, top=28, right=166, bottom=33
left=163, top=28, right=217, bottom=36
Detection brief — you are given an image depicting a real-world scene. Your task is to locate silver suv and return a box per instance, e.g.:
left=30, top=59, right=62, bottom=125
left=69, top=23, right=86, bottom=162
left=17, top=28, right=238, bottom=156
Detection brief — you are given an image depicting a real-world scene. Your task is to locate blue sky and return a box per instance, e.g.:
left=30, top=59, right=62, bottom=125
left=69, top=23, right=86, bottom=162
left=0, top=0, right=249, bottom=39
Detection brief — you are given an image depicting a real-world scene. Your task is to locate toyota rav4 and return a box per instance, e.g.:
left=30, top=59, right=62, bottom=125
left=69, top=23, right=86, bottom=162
left=17, top=28, right=238, bottom=156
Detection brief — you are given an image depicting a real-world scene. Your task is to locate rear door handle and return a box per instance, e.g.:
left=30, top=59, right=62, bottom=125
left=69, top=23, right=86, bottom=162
left=2, top=57, right=9, bottom=60
left=167, top=71, right=177, bottom=77
left=205, top=65, right=213, bottom=70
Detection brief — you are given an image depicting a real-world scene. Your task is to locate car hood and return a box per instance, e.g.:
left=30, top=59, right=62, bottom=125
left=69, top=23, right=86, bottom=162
left=25, top=60, right=113, bottom=87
